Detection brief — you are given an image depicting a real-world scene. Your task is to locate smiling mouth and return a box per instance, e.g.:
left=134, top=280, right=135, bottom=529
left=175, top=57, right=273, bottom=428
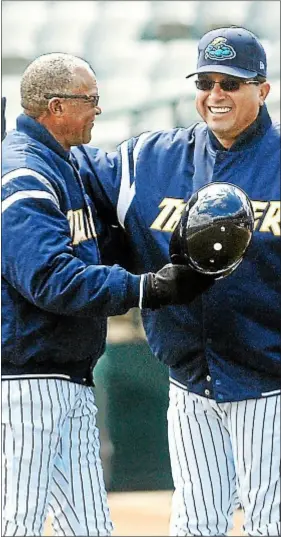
left=208, top=106, right=232, bottom=114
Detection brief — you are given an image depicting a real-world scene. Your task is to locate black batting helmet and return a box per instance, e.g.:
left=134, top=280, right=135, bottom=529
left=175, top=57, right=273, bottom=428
left=169, top=182, right=254, bottom=279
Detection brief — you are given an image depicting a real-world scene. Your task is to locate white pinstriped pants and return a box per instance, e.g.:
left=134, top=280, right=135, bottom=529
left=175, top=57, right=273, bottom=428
left=2, top=379, right=113, bottom=536
left=168, top=383, right=280, bottom=536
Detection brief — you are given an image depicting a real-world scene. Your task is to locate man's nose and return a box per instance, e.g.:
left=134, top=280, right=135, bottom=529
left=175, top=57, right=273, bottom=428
left=95, top=106, right=102, bottom=115
left=209, top=83, right=225, bottom=96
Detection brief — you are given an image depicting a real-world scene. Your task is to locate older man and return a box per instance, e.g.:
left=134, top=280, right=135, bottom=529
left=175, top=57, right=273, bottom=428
left=1, top=53, right=212, bottom=536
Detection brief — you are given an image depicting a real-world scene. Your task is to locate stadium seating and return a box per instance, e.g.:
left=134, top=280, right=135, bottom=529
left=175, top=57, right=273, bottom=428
left=37, top=2, right=99, bottom=57
left=2, top=0, right=280, bottom=150
left=192, top=0, right=252, bottom=37
left=246, top=1, right=280, bottom=40
left=2, top=1, right=48, bottom=57
left=2, top=75, right=22, bottom=131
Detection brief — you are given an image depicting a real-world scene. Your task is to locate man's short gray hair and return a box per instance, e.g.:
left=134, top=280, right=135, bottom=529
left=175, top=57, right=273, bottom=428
left=21, top=53, right=95, bottom=116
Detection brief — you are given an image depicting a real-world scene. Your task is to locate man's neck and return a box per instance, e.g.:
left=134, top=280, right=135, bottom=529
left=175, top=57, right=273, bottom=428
left=208, top=107, right=266, bottom=152
left=35, top=115, right=70, bottom=152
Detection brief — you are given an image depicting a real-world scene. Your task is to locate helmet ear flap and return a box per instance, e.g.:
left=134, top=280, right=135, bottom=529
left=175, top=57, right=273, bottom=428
left=169, top=218, right=185, bottom=264
left=169, top=192, right=199, bottom=265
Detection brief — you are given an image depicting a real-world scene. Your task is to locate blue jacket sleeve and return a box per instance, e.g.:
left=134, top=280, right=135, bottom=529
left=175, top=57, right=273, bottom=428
left=1, top=171, right=141, bottom=317
left=72, top=142, right=138, bottom=270
left=73, top=134, right=150, bottom=229
left=73, top=144, right=123, bottom=221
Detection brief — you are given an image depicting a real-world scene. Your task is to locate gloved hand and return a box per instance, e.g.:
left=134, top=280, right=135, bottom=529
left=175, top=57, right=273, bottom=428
left=141, top=263, right=215, bottom=310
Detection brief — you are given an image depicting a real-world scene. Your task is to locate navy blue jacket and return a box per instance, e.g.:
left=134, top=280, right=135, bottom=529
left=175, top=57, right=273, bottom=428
left=73, top=105, right=281, bottom=401
left=1, top=115, right=141, bottom=384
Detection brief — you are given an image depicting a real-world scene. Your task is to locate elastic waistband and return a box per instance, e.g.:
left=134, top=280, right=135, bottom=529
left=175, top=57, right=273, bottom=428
left=1, top=372, right=94, bottom=387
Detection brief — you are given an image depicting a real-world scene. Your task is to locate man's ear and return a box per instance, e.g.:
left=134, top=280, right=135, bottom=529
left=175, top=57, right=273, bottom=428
left=259, top=82, right=270, bottom=105
left=48, top=98, right=64, bottom=115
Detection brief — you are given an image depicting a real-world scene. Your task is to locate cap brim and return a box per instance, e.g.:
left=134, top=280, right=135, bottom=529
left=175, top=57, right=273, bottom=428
left=186, top=65, right=258, bottom=79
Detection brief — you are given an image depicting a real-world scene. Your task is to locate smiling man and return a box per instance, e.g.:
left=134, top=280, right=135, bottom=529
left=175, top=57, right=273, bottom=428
left=186, top=27, right=270, bottom=149
left=195, top=72, right=269, bottom=145
left=73, top=26, right=281, bottom=536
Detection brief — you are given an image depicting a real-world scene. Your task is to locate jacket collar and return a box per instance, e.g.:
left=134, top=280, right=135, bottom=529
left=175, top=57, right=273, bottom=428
left=16, top=114, right=70, bottom=161
left=207, top=104, right=272, bottom=152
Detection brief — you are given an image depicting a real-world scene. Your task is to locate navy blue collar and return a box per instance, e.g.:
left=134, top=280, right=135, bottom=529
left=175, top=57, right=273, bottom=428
left=207, top=104, right=272, bottom=152
left=16, top=114, right=70, bottom=161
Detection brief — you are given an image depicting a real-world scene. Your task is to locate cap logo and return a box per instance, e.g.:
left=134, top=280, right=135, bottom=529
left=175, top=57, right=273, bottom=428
left=260, top=60, right=265, bottom=70
left=205, top=37, right=236, bottom=61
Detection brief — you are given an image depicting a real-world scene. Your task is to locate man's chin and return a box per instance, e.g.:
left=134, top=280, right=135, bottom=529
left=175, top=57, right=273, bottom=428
left=208, top=120, right=234, bottom=137
left=81, top=132, right=92, bottom=145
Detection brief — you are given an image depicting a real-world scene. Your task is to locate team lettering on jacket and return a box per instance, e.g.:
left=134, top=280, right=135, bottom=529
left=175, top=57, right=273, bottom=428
left=150, top=198, right=280, bottom=236
left=67, top=207, right=97, bottom=245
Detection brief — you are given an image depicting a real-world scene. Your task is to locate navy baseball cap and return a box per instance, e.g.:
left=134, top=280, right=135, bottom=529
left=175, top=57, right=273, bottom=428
left=186, top=26, right=267, bottom=79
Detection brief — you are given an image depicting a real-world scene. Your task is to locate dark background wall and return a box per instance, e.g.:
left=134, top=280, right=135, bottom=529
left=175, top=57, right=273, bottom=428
left=95, top=341, right=173, bottom=492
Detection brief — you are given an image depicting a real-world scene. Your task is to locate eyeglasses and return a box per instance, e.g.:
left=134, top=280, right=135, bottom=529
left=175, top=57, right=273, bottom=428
left=195, top=79, right=260, bottom=92
left=44, top=93, right=100, bottom=106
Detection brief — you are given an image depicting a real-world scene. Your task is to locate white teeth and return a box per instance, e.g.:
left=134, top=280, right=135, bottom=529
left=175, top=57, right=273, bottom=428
left=209, top=107, right=231, bottom=114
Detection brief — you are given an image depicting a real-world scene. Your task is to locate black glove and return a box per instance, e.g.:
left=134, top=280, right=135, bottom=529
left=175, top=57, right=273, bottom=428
left=141, top=263, right=215, bottom=310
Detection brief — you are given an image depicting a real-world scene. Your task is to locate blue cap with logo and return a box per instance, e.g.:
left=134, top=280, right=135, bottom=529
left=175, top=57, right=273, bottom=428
left=186, top=26, right=267, bottom=79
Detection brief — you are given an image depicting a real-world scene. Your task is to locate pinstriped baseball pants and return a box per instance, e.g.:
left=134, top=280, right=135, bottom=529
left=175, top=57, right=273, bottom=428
left=168, top=384, right=280, bottom=536
left=2, top=379, right=113, bottom=536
